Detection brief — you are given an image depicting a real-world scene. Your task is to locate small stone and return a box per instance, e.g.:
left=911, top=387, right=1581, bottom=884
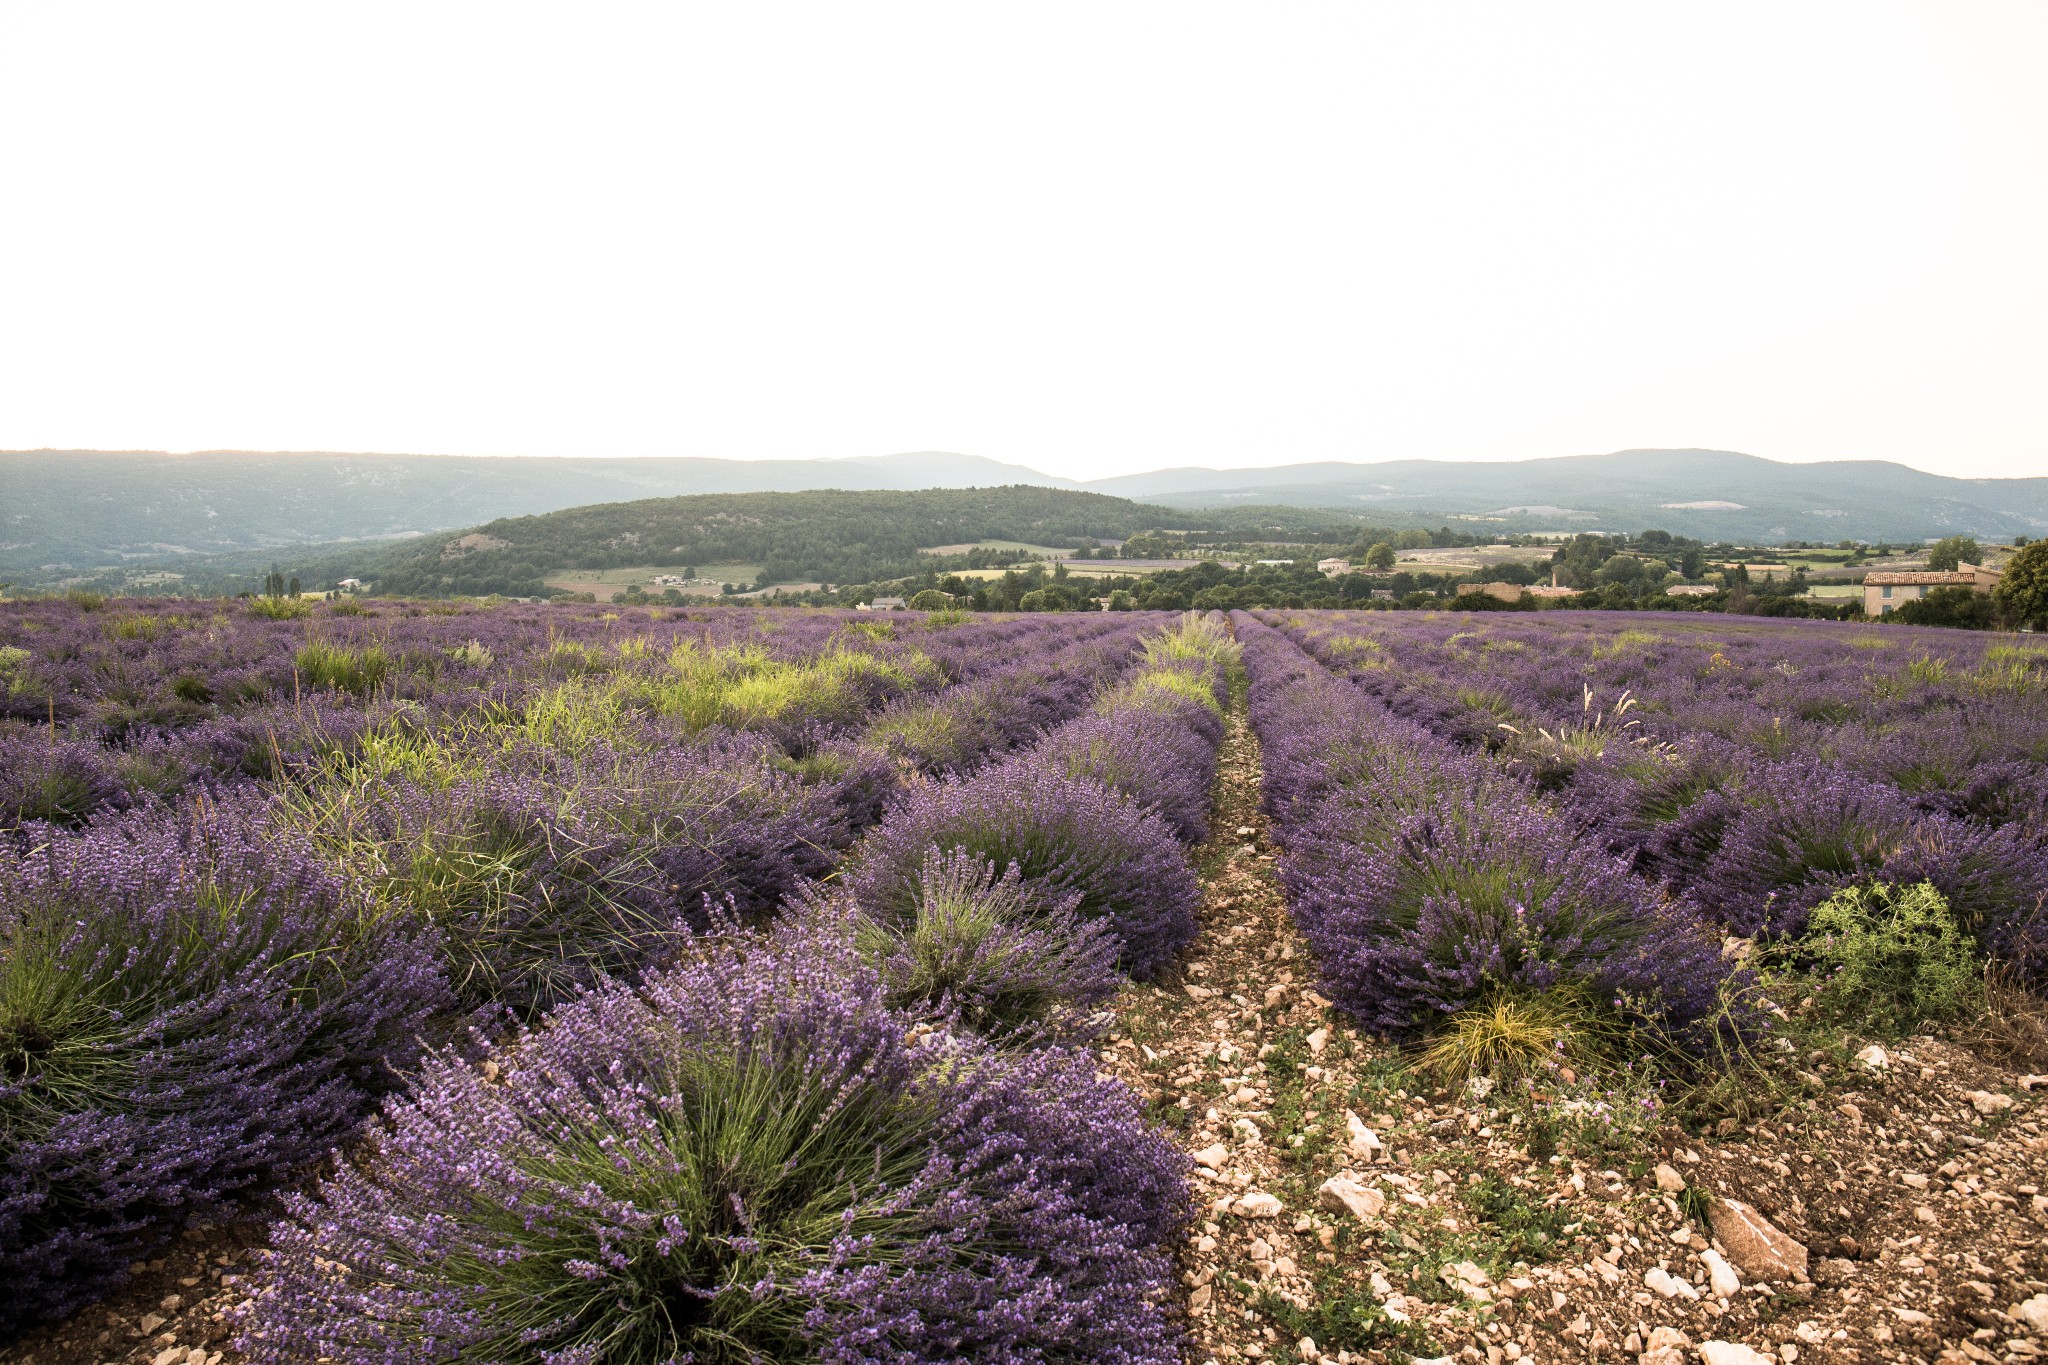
left=1709, top=1196, right=1808, bottom=1282
left=1645, top=1265, right=1700, bottom=1301
left=2018, top=1294, right=2048, bottom=1332
left=1235, top=1191, right=1285, bottom=1219
left=2021, top=1074, right=2048, bottom=1091
left=1811, top=1257, right=1857, bottom=1286
left=1344, top=1110, right=1383, bottom=1161
left=1305, top=1027, right=1329, bottom=1057
left=1236, top=826, right=1255, bottom=837
left=1702, top=1248, right=1740, bottom=1298
left=1699, top=1344, right=1773, bottom=1365
left=1193, top=1143, right=1230, bottom=1170
left=1888, top=1307, right=1933, bottom=1325
left=1318, top=1176, right=1387, bottom=1223
left=1296, top=1336, right=1318, bottom=1361
left=1900, top=1172, right=1930, bottom=1189
left=1654, top=1163, right=1686, bottom=1193
left=139, top=1312, right=166, bottom=1333
left=1439, top=1260, right=1494, bottom=1303
left=1967, top=1089, right=2014, bottom=1116
left=1855, top=1043, right=1889, bottom=1070
left=153, top=1349, right=185, bottom=1365
left=1642, top=1325, right=1692, bottom=1365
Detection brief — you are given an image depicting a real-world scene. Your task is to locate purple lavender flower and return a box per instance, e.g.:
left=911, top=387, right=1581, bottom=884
left=0, top=794, right=449, bottom=1329
left=791, top=848, right=1124, bottom=1041
left=235, top=934, right=1187, bottom=1364
left=843, top=759, right=1200, bottom=979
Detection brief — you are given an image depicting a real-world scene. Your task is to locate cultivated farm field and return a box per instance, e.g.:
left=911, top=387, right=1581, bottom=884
left=3, top=600, right=2047, bottom=1364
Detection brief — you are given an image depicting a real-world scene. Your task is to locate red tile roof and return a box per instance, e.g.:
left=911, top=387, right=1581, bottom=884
left=1863, top=571, right=1979, bottom=585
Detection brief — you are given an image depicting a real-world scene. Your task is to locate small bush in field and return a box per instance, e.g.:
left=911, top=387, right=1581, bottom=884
left=1787, top=881, right=1982, bottom=1035
left=1417, top=988, right=1631, bottom=1083
left=235, top=935, right=1187, bottom=1365
left=796, top=848, right=1122, bottom=1040
left=294, top=640, right=392, bottom=695
left=845, top=761, right=1200, bottom=979
left=0, top=798, right=447, bottom=1329
left=245, top=596, right=312, bottom=620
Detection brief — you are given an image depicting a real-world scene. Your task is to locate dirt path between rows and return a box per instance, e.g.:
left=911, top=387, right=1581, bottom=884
left=1103, top=685, right=2048, bottom=1365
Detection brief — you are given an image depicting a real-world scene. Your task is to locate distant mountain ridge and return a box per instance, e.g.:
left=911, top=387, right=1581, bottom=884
left=0, top=449, right=1082, bottom=570
left=1088, top=449, right=2048, bottom=541
left=4, top=446, right=2042, bottom=572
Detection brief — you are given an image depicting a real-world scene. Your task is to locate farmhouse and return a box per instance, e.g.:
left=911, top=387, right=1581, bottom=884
left=857, top=596, right=908, bottom=611
left=1456, top=582, right=1525, bottom=604
left=1666, top=584, right=1717, bottom=597
left=1863, top=562, right=2002, bottom=615
left=1317, top=557, right=1353, bottom=575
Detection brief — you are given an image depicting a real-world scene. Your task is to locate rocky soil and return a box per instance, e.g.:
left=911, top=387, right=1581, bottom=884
left=1102, top=696, right=2048, bottom=1365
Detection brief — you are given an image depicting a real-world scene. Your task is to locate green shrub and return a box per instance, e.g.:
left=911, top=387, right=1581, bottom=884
left=1789, top=881, right=1981, bottom=1034
left=247, top=596, right=314, bottom=620
left=295, top=641, right=393, bottom=696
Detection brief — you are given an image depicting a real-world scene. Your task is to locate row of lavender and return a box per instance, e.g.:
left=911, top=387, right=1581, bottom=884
left=1231, top=612, right=1733, bottom=1044
left=1, top=604, right=1230, bottom=1359
left=1262, top=609, right=2048, bottom=832
left=0, top=599, right=1127, bottom=827
left=234, top=613, right=1239, bottom=1362
left=1259, top=609, right=2048, bottom=978
left=1, top=606, right=1151, bottom=1324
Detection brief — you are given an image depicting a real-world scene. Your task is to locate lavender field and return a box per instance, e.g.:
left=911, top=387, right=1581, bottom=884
left=3, top=598, right=2046, bottom=1363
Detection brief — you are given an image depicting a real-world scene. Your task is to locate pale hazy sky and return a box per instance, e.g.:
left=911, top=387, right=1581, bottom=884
left=2, top=2, right=2044, bottom=481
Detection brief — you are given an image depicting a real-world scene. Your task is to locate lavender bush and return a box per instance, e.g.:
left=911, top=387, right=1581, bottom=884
left=0, top=796, right=449, bottom=1329
left=791, top=848, right=1124, bottom=1041
left=844, top=760, right=1201, bottom=979
left=1235, top=614, right=1732, bottom=1042
left=235, top=933, right=1187, bottom=1364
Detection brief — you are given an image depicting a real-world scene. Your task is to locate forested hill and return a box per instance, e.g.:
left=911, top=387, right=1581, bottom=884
left=363, top=486, right=1334, bottom=597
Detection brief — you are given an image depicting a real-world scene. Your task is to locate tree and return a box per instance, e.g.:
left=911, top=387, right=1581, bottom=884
left=1994, top=540, right=2048, bottom=629
left=1364, top=542, right=1397, bottom=571
left=1893, top=586, right=1997, bottom=630
left=908, top=589, right=951, bottom=611
left=1927, top=536, right=1981, bottom=572
left=1596, top=554, right=1646, bottom=587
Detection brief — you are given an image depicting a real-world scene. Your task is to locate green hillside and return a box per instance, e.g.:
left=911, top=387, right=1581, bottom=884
left=357, top=487, right=1365, bottom=598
